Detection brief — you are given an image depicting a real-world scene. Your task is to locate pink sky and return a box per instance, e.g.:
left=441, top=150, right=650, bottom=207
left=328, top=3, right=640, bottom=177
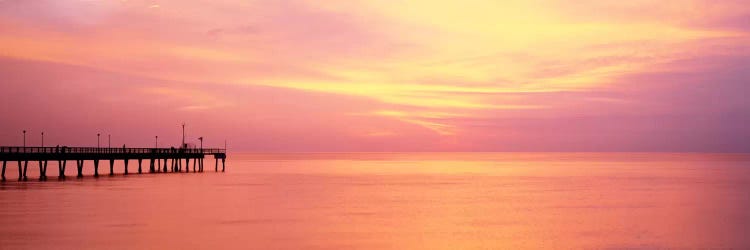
left=1, top=0, right=749, bottom=152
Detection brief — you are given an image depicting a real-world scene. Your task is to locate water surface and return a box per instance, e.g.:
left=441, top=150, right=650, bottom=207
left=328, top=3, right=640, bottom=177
left=1, top=153, right=749, bottom=249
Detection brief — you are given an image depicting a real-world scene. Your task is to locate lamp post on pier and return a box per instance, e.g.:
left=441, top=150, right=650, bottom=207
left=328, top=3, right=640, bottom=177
left=97, top=133, right=100, bottom=148
left=198, top=137, right=203, bottom=150
left=181, top=123, right=186, bottom=149
left=155, top=136, right=158, bottom=148
left=41, top=132, right=44, bottom=147
left=108, top=134, right=111, bottom=148
left=22, top=130, right=26, bottom=148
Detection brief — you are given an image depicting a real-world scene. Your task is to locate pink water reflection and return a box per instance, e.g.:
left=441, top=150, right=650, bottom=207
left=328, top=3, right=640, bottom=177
left=1, top=153, right=749, bottom=249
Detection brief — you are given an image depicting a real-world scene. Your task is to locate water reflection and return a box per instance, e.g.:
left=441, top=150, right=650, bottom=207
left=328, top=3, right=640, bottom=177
left=1, top=153, right=749, bottom=249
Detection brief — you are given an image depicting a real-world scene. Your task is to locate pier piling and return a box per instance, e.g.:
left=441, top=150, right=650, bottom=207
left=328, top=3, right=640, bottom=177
left=58, top=160, right=66, bottom=178
left=43, top=161, right=48, bottom=180
left=38, top=161, right=47, bottom=181
left=94, top=159, right=100, bottom=177
left=38, top=161, right=43, bottom=180
left=109, top=159, right=115, bottom=176
left=77, top=160, right=83, bottom=178
left=124, top=159, right=130, bottom=175
left=17, top=161, right=22, bottom=181
left=22, top=161, right=28, bottom=181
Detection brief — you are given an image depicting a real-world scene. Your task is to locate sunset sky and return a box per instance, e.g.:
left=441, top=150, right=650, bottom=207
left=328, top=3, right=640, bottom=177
left=1, top=0, right=749, bottom=152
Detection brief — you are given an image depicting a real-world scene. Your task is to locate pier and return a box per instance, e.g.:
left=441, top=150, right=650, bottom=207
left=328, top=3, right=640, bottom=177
left=0, top=146, right=227, bottom=181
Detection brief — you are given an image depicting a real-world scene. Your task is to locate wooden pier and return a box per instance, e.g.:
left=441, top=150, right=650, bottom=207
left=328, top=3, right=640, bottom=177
left=0, top=146, right=227, bottom=181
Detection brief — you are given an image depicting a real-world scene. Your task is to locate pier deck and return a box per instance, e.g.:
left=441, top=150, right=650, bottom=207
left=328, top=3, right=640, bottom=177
left=0, top=146, right=227, bottom=181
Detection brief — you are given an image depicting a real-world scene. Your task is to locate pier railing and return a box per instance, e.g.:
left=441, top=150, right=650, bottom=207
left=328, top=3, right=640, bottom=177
left=0, top=146, right=226, bottom=155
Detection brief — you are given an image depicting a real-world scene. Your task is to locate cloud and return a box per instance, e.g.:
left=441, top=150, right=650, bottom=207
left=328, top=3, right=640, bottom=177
left=1, top=0, right=749, bottom=151
left=0, top=57, right=447, bottom=151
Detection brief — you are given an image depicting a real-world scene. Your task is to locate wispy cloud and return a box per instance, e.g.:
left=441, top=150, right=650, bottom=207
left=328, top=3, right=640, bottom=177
left=0, top=0, right=748, bottom=151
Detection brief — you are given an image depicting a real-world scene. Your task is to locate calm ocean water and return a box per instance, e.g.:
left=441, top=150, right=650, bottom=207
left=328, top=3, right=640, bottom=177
left=1, top=152, right=749, bottom=249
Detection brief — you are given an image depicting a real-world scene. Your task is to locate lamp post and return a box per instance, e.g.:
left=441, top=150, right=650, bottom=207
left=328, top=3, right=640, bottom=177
left=181, top=123, right=186, bottom=149
left=97, top=133, right=100, bottom=148
left=41, top=132, right=44, bottom=147
left=22, top=130, right=26, bottom=148
left=108, top=134, right=111, bottom=148
left=155, top=136, right=158, bottom=148
left=198, top=137, right=203, bottom=150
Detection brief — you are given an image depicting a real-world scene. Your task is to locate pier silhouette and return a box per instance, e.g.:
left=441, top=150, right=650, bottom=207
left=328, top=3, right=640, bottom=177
left=0, top=146, right=226, bottom=181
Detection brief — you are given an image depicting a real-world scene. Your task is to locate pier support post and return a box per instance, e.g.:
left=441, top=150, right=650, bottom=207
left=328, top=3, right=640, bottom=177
left=76, top=160, right=83, bottom=178
left=39, top=161, right=48, bottom=181
left=149, top=159, right=155, bottom=173
left=221, top=158, right=225, bottom=172
left=138, top=159, right=142, bottom=174
left=192, top=158, right=196, bottom=172
left=77, top=160, right=83, bottom=178
left=38, top=161, right=44, bottom=180
left=1, top=161, right=6, bottom=181
left=17, top=161, right=22, bottom=181
left=186, top=158, right=190, bottom=173
left=94, top=159, right=100, bottom=177
left=162, top=158, right=167, bottom=172
left=43, top=161, right=48, bottom=180
left=59, top=160, right=67, bottom=178
left=215, top=158, right=218, bottom=172
left=124, top=159, right=129, bottom=175
left=22, top=161, right=28, bottom=181
left=110, top=159, right=115, bottom=176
